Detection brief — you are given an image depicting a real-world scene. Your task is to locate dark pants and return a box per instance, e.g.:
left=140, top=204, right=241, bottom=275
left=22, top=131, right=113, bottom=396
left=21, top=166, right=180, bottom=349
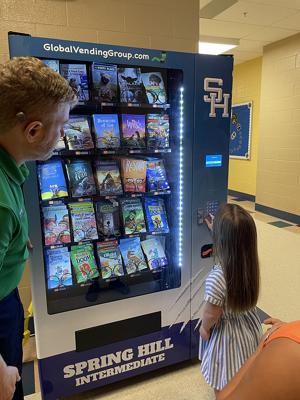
left=0, top=288, right=24, bottom=400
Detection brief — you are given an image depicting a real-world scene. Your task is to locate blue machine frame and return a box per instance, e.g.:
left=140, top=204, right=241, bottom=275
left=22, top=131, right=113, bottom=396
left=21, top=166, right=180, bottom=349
left=8, top=33, right=232, bottom=399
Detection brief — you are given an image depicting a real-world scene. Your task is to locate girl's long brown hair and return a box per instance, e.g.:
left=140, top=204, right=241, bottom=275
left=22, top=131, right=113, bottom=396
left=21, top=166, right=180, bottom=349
left=213, top=203, right=260, bottom=313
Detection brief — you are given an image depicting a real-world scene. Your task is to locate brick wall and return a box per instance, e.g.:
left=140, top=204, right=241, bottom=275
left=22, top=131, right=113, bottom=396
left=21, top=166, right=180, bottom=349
left=256, top=33, right=300, bottom=216
left=0, top=0, right=199, bottom=311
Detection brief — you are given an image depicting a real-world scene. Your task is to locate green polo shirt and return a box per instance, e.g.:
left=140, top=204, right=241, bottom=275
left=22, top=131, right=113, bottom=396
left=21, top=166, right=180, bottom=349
left=0, top=146, right=29, bottom=300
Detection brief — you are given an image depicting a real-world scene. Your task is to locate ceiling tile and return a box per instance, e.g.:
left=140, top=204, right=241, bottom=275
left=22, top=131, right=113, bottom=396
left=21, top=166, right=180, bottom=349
left=238, top=38, right=271, bottom=52
left=215, top=1, right=296, bottom=26
left=272, top=11, right=300, bottom=29
left=245, top=0, right=300, bottom=10
left=225, top=48, right=262, bottom=64
left=200, top=0, right=213, bottom=9
left=200, top=17, right=260, bottom=38
left=244, top=26, right=298, bottom=41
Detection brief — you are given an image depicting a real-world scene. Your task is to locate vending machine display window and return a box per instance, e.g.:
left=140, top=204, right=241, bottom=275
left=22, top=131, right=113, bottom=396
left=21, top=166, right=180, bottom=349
left=35, top=60, right=184, bottom=314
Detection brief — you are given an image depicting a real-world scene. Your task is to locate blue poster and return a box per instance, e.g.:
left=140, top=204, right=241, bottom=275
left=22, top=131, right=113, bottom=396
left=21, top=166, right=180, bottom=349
left=229, top=102, right=252, bottom=159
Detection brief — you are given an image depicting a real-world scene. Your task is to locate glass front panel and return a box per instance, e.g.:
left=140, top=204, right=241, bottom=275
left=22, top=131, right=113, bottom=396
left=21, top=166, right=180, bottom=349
left=36, top=59, right=183, bottom=314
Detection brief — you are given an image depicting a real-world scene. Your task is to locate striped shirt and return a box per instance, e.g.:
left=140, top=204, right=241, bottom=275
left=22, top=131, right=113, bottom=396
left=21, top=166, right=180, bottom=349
left=199, top=265, right=263, bottom=390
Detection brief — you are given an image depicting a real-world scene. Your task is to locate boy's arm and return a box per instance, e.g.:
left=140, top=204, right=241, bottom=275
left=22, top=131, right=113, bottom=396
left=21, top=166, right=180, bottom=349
left=200, top=301, right=222, bottom=340
left=216, top=338, right=300, bottom=400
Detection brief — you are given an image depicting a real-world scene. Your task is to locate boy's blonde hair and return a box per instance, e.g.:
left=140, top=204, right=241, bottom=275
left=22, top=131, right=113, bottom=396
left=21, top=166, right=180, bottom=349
left=0, top=57, right=77, bottom=132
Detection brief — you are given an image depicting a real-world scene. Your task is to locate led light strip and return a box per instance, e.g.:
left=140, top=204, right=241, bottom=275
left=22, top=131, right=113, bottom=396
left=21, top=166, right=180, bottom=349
left=178, top=86, right=184, bottom=268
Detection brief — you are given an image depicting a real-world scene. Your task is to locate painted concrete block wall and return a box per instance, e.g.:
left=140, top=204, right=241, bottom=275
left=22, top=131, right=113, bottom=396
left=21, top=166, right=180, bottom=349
left=256, top=34, right=300, bottom=216
left=228, top=57, right=262, bottom=196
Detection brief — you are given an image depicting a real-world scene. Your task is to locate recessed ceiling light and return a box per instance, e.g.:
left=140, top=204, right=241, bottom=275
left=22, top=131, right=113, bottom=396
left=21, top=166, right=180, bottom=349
left=199, top=36, right=239, bottom=55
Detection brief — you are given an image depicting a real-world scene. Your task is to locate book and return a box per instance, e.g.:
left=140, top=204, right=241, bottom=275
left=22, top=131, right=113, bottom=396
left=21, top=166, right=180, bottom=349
left=120, top=198, right=146, bottom=235
left=66, top=159, right=96, bottom=198
left=43, top=59, right=59, bottom=73
left=37, top=160, right=68, bottom=201
left=146, top=158, right=170, bottom=192
left=95, top=200, right=120, bottom=237
left=60, top=63, right=89, bottom=103
left=95, top=160, right=123, bottom=196
left=42, top=204, right=71, bottom=245
left=69, top=202, right=98, bottom=242
left=146, top=114, right=169, bottom=149
left=121, top=158, right=147, bottom=193
left=45, top=247, right=73, bottom=289
left=54, top=137, right=66, bottom=152
left=91, top=63, right=118, bottom=103
left=70, top=244, right=99, bottom=283
left=141, top=238, right=168, bottom=270
left=146, top=234, right=166, bottom=251
left=118, top=67, right=147, bottom=103
left=144, top=197, right=169, bottom=233
left=121, top=114, right=146, bottom=148
left=92, top=114, right=120, bottom=149
left=119, top=237, right=147, bottom=274
left=141, top=72, right=167, bottom=105
left=64, top=116, right=94, bottom=150
left=96, top=240, right=124, bottom=279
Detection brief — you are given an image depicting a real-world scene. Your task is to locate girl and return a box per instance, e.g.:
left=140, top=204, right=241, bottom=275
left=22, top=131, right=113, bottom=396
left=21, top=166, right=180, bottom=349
left=199, top=203, right=263, bottom=393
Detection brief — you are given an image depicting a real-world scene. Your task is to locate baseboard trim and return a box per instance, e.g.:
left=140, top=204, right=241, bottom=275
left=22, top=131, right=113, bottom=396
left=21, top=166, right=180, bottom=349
left=228, top=189, right=256, bottom=202
left=255, top=203, right=300, bottom=225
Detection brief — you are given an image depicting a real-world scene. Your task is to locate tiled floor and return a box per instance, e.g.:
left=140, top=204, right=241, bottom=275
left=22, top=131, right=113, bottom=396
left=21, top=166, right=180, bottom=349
left=24, top=196, right=300, bottom=400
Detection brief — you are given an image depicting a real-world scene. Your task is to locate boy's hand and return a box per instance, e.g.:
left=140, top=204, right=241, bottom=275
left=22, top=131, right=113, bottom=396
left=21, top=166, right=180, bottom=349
left=200, top=325, right=211, bottom=341
left=263, top=318, right=285, bottom=328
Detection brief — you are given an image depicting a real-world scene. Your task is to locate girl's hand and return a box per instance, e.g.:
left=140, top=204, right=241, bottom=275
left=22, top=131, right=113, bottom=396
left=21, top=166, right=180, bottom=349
left=200, top=325, right=211, bottom=341
left=204, top=213, right=214, bottom=232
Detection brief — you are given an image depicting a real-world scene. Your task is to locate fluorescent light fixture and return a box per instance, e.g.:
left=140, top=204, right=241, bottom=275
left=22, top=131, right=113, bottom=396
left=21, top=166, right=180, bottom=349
left=199, top=35, right=239, bottom=55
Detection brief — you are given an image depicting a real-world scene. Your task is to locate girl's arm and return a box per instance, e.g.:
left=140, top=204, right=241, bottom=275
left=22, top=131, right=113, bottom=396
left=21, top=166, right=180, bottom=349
left=200, top=301, right=222, bottom=340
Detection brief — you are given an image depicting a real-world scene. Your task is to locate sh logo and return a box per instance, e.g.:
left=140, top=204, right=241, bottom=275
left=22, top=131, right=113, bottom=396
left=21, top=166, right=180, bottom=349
left=203, top=78, right=230, bottom=118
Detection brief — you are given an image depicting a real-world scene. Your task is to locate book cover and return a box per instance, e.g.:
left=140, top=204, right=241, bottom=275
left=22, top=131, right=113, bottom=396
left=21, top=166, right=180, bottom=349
left=96, top=240, right=124, bottom=279
left=121, top=158, right=147, bottom=193
left=38, top=160, right=68, bottom=201
left=43, top=59, right=59, bottom=73
left=70, top=244, right=99, bottom=283
left=95, top=160, right=123, bottom=196
left=64, top=116, right=94, bottom=150
left=54, top=137, right=66, bottom=152
left=121, top=114, right=146, bottom=148
left=118, top=67, right=147, bottom=103
left=141, top=238, right=168, bottom=270
left=144, top=197, right=169, bottom=233
left=69, top=202, right=98, bottom=242
left=60, top=63, right=89, bottom=103
left=95, top=200, right=120, bottom=237
left=146, top=158, right=170, bottom=192
left=92, top=114, right=120, bottom=149
left=91, top=63, right=118, bottom=103
left=66, top=159, right=96, bottom=198
left=120, top=198, right=146, bottom=235
left=146, top=113, right=169, bottom=149
left=42, top=204, right=71, bottom=245
left=146, top=234, right=166, bottom=251
left=46, top=247, right=73, bottom=289
left=119, top=237, right=147, bottom=274
left=141, top=72, right=167, bottom=105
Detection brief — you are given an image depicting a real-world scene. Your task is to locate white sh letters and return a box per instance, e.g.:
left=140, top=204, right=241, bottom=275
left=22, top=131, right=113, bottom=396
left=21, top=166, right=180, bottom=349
left=203, top=78, right=230, bottom=118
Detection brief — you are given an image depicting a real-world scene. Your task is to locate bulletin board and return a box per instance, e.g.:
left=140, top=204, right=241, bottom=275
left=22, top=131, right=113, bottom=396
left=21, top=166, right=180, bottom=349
left=229, top=102, right=252, bottom=159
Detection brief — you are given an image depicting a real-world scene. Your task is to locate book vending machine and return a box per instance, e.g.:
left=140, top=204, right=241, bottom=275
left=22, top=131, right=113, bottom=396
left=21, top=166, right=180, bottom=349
left=8, top=33, right=233, bottom=399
